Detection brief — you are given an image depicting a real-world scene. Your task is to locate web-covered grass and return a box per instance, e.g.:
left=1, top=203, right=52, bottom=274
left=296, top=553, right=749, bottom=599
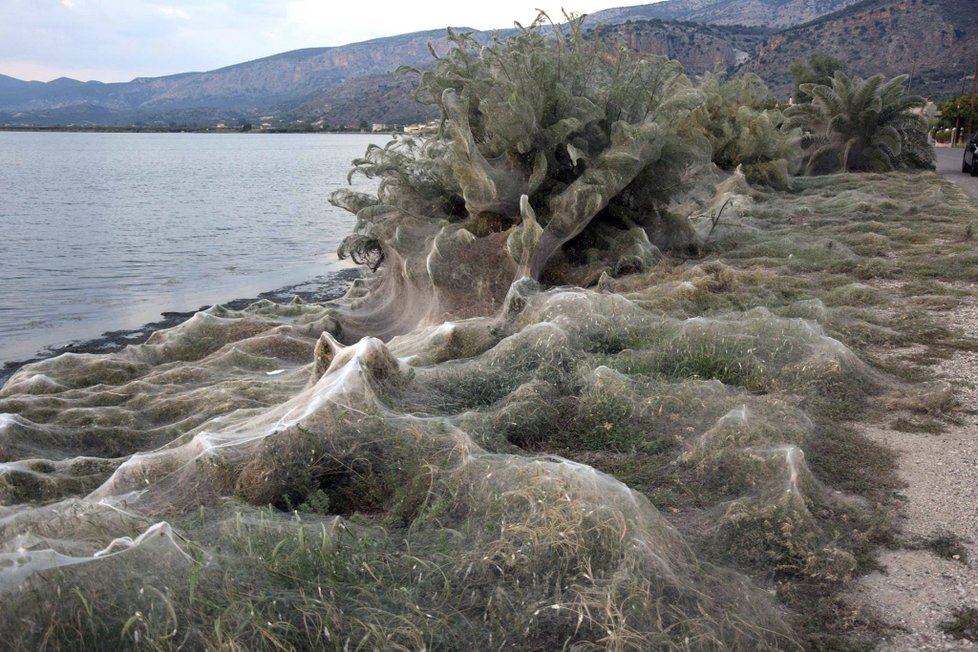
left=0, top=171, right=974, bottom=650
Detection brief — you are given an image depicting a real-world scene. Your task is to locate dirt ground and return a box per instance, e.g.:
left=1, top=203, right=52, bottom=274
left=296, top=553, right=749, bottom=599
left=847, top=297, right=978, bottom=650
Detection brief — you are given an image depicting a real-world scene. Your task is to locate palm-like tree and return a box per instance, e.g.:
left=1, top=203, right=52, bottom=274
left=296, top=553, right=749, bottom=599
left=784, top=72, right=932, bottom=174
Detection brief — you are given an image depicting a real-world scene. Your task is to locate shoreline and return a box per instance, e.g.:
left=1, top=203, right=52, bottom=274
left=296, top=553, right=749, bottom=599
left=0, top=127, right=395, bottom=135
left=0, top=268, right=361, bottom=388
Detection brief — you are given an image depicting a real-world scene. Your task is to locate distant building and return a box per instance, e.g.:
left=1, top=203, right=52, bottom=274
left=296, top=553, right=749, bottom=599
left=403, top=120, right=439, bottom=136
left=371, top=123, right=389, bottom=132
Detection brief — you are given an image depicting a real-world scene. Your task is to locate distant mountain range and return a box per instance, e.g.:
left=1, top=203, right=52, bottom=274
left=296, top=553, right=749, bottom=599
left=0, top=0, right=972, bottom=128
left=0, top=29, right=487, bottom=127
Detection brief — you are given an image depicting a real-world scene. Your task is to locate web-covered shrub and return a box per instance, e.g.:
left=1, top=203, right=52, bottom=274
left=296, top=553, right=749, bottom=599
left=328, top=14, right=713, bottom=336
left=694, top=72, right=801, bottom=189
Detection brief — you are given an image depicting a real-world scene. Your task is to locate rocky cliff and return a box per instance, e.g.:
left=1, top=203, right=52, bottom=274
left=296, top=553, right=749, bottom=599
left=587, top=0, right=864, bottom=29
left=747, top=0, right=978, bottom=98
left=593, top=20, right=770, bottom=75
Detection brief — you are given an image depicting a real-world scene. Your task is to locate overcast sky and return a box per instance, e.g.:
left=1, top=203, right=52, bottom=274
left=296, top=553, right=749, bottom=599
left=1, top=0, right=662, bottom=83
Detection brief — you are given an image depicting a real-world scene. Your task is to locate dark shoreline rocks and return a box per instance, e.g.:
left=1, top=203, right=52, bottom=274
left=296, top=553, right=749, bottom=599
left=0, top=268, right=361, bottom=388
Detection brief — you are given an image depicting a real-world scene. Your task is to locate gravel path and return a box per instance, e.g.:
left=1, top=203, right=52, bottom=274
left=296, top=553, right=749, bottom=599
left=847, top=300, right=978, bottom=650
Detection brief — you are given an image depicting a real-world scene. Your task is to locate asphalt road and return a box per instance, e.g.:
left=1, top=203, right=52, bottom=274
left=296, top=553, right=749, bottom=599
left=934, top=146, right=978, bottom=199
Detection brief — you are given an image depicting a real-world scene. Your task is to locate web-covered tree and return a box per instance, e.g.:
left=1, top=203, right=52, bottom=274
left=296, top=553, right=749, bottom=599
left=788, top=54, right=848, bottom=104
left=783, top=71, right=933, bottom=174
left=694, top=72, right=801, bottom=188
left=328, top=13, right=713, bottom=338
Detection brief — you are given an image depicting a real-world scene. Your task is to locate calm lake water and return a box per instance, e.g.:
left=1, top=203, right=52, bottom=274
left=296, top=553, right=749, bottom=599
left=0, top=132, right=388, bottom=365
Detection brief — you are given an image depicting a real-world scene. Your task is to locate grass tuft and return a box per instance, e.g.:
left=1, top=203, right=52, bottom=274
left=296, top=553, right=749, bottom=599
left=941, top=606, right=978, bottom=642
